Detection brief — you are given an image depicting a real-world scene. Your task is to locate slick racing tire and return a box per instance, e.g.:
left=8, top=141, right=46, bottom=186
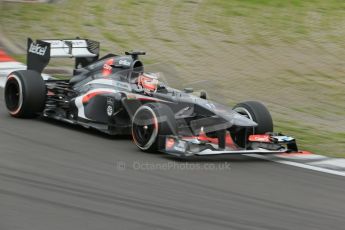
left=232, top=101, right=273, bottom=147
left=4, top=70, right=46, bottom=118
left=132, top=103, right=176, bottom=152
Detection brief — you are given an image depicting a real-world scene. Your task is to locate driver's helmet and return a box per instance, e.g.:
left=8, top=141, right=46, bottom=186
left=138, top=73, right=159, bottom=94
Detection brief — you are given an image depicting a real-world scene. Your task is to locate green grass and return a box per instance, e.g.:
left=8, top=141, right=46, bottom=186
left=0, top=0, right=344, bottom=157
left=276, top=120, right=345, bottom=158
left=201, top=0, right=345, bottom=44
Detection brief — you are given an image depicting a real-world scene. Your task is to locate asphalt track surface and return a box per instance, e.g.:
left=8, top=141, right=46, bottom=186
left=0, top=88, right=344, bottom=230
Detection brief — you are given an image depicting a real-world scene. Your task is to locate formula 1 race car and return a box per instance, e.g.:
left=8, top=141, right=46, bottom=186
left=4, top=38, right=299, bottom=157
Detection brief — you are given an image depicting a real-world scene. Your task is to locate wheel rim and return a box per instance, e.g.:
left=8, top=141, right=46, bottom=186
left=132, top=106, right=158, bottom=150
left=5, top=75, right=23, bottom=115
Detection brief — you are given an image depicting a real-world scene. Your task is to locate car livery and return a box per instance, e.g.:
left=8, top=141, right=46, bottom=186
left=3, top=38, right=300, bottom=157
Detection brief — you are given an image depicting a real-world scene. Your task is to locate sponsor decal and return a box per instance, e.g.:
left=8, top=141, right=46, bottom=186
left=49, top=40, right=85, bottom=47
left=118, top=59, right=131, bottom=66
left=106, top=97, right=114, bottom=116
left=106, top=105, right=113, bottom=116
left=174, top=141, right=187, bottom=152
left=29, top=42, right=47, bottom=56
left=70, top=40, right=85, bottom=46
left=272, top=136, right=295, bottom=142
left=102, top=59, right=114, bottom=76
left=49, top=41, right=61, bottom=46
left=248, top=134, right=271, bottom=143
left=166, top=138, right=187, bottom=152
left=166, top=138, right=175, bottom=149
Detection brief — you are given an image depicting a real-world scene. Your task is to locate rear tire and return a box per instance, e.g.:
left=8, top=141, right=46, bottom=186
left=4, top=70, right=46, bottom=118
left=132, top=103, right=176, bottom=152
left=231, top=101, right=273, bottom=147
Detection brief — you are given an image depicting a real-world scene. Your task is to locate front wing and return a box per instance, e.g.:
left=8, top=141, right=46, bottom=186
left=161, top=132, right=300, bottom=157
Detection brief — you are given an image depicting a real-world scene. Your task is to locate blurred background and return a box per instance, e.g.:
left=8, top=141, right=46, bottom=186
left=0, top=0, right=344, bottom=156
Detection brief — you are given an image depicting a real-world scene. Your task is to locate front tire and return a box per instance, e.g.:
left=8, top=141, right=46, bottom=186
left=132, top=103, right=176, bottom=152
left=4, top=70, right=46, bottom=118
left=231, top=101, right=273, bottom=147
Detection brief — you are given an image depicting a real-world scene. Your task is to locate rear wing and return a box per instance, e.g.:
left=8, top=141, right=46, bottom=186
left=27, top=38, right=99, bottom=73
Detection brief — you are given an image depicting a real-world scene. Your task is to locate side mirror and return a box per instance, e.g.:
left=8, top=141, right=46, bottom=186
left=200, top=91, right=207, bottom=99
left=183, top=88, right=194, bottom=93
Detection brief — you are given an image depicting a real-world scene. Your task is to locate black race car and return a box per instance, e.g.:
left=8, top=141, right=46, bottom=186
left=4, top=38, right=299, bottom=157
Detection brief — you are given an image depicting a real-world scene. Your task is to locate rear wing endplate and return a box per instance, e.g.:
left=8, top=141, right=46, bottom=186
left=27, top=38, right=99, bottom=73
